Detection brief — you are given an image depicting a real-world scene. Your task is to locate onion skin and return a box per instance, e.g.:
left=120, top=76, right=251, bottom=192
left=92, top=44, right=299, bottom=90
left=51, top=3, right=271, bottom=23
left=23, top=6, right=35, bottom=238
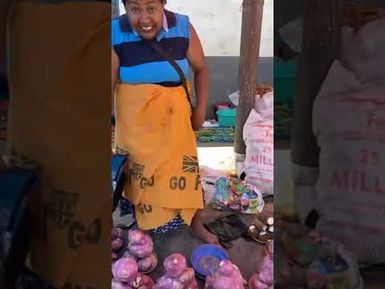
left=163, top=253, right=187, bottom=279
left=112, top=237, right=124, bottom=252
left=154, top=277, right=184, bottom=289
left=112, top=252, right=119, bottom=261
left=155, top=253, right=197, bottom=289
left=112, top=227, right=124, bottom=240
left=258, top=256, right=273, bottom=285
left=249, top=275, right=269, bottom=289
left=112, top=258, right=139, bottom=283
left=128, top=230, right=154, bottom=258
left=112, top=280, right=134, bottom=289
left=204, top=260, right=244, bottom=289
left=136, top=274, right=155, bottom=289
left=138, top=253, right=157, bottom=272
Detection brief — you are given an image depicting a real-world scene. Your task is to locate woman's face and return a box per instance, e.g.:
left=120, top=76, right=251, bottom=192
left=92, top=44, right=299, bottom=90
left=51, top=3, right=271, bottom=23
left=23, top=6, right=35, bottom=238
left=126, top=0, right=164, bottom=40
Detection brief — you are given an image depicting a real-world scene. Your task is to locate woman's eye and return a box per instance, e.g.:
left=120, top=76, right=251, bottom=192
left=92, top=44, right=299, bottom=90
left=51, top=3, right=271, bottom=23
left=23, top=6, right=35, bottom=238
left=131, top=7, right=140, bottom=13
left=148, top=7, right=156, bottom=13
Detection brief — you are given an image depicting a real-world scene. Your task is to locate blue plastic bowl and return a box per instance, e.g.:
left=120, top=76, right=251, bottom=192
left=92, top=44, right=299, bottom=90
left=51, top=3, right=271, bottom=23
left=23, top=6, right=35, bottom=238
left=190, top=244, right=230, bottom=278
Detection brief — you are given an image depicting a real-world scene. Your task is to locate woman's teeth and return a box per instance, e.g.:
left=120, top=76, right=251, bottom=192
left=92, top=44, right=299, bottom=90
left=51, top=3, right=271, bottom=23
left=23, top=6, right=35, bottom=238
left=140, top=26, right=153, bottom=31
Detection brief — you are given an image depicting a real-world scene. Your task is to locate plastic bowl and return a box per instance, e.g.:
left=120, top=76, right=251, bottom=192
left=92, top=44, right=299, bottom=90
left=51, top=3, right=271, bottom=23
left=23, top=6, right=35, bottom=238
left=190, top=244, right=230, bottom=278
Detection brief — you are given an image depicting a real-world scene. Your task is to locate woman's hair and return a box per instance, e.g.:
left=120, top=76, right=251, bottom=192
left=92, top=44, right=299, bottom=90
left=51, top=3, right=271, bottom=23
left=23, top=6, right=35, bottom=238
left=122, top=0, right=167, bottom=6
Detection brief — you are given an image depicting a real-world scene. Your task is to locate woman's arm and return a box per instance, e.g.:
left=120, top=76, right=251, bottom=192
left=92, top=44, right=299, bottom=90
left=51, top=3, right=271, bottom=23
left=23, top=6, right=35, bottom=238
left=111, top=48, right=119, bottom=113
left=187, top=23, right=210, bottom=131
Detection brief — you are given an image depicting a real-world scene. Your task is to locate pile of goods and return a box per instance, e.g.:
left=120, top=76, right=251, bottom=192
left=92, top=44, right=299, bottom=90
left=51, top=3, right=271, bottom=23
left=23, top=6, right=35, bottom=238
left=195, top=127, right=235, bottom=143
left=274, top=207, right=364, bottom=289
left=204, top=260, right=245, bottom=289
left=208, top=176, right=264, bottom=214
left=112, top=228, right=158, bottom=288
left=111, top=227, right=270, bottom=289
left=249, top=240, right=274, bottom=289
left=248, top=217, right=274, bottom=244
left=112, top=258, right=154, bottom=289
left=111, top=227, right=124, bottom=261
left=155, top=253, right=198, bottom=289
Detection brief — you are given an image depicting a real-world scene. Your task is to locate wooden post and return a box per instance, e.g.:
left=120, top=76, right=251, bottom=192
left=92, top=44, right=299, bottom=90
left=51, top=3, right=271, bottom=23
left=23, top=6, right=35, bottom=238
left=291, top=0, right=342, bottom=167
left=234, top=0, right=264, bottom=155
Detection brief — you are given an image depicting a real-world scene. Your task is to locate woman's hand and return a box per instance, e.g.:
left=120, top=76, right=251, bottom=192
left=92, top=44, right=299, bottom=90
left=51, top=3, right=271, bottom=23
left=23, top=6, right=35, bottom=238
left=191, top=105, right=206, bottom=131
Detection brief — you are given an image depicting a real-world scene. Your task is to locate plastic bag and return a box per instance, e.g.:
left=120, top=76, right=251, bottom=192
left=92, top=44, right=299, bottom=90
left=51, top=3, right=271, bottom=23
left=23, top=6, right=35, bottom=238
left=208, top=177, right=264, bottom=214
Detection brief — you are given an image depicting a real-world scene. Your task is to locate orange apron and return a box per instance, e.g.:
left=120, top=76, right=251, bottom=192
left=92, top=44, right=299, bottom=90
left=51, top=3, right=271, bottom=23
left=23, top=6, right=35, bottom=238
left=114, top=83, right=203, bottom=229
left=8, top=2, right=111, bottom=288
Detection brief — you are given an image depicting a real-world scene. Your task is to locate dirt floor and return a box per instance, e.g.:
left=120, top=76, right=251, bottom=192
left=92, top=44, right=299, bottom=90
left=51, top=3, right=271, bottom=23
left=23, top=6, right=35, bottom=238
left=114, top=201, right=274, bottom=288
left=362, top=270, right=385, bottom=289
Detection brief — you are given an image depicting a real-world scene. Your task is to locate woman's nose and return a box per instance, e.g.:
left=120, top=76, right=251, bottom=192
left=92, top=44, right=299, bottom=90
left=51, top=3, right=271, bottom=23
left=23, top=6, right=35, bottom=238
left=139, top=11, right=150, bottom=22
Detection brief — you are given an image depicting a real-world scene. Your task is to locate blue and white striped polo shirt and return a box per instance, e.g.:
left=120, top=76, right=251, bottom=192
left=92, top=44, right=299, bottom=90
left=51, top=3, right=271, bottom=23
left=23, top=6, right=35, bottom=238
left=111, top=10, right=190, bottom=85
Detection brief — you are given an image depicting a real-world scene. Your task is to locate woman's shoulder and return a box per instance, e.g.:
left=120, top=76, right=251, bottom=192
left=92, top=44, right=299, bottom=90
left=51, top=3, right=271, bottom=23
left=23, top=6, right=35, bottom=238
left=165, top=10, right=189, bottom=24
left=165, top=10, right=190, bottom=37
left=111, top=14, right=139, bottom=45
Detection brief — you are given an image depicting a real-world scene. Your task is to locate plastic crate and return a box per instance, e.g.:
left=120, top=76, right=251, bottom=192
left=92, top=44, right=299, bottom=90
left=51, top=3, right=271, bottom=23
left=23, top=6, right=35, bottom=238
left=216, top=108, right=236, bottom=127
left=274, top=59, right=297, bottom=104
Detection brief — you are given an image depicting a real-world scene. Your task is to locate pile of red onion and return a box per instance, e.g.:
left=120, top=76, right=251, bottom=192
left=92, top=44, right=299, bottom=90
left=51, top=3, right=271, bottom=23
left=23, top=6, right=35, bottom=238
left=112, top=228, right=157, bottom=289
left=155, top=253, right=198, bottom=289
left=249, top=240, right=274, bottom=289
left=112, top=227, right=125, bottom=261
left=204, top=260, right=245, bottom=289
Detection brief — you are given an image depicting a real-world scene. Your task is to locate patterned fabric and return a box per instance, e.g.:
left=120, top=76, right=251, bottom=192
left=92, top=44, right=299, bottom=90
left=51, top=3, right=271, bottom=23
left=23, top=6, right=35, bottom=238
left=111, top=10, right=190, bottom=85
left=119, top=198, right=184, bottom=234
left=119, top=198, right=135, bottom=216
left=152, top=215, right=185, bottom=234
left=195, top=127, right=235, bottom=143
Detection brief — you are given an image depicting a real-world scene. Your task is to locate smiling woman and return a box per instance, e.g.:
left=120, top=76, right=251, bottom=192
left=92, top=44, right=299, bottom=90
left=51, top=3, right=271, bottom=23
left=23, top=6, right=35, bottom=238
left=125, top=0, right=166, bottom=39
left=112, top=0, right=216, bottom=243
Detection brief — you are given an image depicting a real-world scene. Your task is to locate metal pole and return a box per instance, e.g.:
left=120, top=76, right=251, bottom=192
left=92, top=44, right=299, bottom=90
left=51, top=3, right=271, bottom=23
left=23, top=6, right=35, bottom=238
left=234, top=0, right=264, bottom=155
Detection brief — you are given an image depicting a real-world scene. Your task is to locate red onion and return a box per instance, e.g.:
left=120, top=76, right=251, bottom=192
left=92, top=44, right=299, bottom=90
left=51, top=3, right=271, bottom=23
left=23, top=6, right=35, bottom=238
left=112, top=237, right=124, bottom=252
left=112, top=252, right=119, bottom=261
left=138, top=253, right=157, bottom=272
left=163, top=253, right=187, bottom=278
left=128, top=232, right=154, bottom=258
left=154, top=276, right=184, bottom=289
left=123, top=250, right=138, bottom=262
left=249, top=275, right=269, bottom=289
left=258, top=256, right=273, bottom=285
left=112, top=279, right=133, bottom=289
left=185, top=284, right=198, bottom=289
left=129, top=245, right=153, bottom=259
left=112, top=257, right=139, bottom=283
left=112, top=227, right=125, bottom=240
left=156, top=254, right=197, bottom=289
left=266, top=240, right=273, bottom=256
left=128, top=229, right=147, bottom=245
left=135, top=274, right=155, bottom=289
left=205, top=260, right=244, bottom=289
left=178, top=268, right=195, bottom=285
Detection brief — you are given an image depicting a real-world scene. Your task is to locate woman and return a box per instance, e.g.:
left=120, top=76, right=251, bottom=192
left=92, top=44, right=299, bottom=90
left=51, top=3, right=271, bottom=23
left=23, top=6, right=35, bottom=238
left=112, top=0, right=217, bottom=243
